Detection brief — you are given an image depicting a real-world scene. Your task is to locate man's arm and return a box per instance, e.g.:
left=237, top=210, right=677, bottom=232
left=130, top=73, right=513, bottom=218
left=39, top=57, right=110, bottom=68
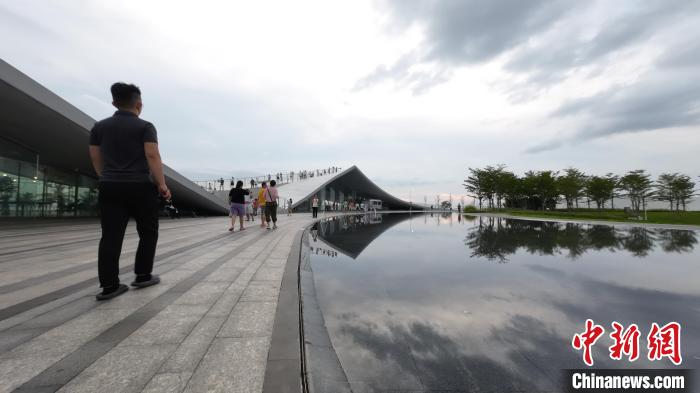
left=88, top=145, right=103, bottom=177
left=144, top=142, right=171, bottom=200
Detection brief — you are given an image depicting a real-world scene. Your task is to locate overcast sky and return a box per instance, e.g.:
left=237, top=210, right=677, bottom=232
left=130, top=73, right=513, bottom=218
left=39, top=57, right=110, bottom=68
left=1, top=0, right=699, bottom=204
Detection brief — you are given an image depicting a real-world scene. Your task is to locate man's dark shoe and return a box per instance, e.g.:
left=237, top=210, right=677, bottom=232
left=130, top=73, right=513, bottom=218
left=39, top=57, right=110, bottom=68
left=96, top=284, right=129, bottom=301
left=131, top=274, right=160, bottom=288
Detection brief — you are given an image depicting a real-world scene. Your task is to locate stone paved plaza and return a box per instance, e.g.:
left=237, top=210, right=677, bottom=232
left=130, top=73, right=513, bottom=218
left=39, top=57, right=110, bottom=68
left=0, top=215, right=313, bottom=392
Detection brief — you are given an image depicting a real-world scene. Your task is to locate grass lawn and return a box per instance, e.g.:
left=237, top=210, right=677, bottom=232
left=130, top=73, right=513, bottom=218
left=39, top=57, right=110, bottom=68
left=477, top=209, right=700, bottom=226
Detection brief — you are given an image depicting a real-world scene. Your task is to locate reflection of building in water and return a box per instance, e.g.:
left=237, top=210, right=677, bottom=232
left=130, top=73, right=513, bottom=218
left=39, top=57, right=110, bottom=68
left=311, top=213, right=416, bottom=259
left=367, top=213, right=382, bottom=224
left=308, top=245, right=339, bottom=258
left=465, top=216, right=698, bottom=263
left=428, top=211, right=456, bottom=226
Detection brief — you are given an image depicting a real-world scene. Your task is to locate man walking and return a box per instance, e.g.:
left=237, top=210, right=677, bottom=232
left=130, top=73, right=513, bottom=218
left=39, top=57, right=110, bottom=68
left=264, top=180, right=279, bottom=229
left=89, top=82, right=169, bottom=301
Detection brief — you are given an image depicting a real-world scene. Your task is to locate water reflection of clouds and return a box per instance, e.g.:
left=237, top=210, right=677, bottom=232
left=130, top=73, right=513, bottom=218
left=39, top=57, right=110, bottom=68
left=337, top=317, right=546, bottom=392
left=307, top=214, right=700, bottom=391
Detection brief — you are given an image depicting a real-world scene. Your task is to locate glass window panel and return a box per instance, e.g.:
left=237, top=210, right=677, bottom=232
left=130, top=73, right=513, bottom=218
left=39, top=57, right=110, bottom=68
left=0, top=138, right=98, bottom=217
left=0, top=171, right=18, bottom=216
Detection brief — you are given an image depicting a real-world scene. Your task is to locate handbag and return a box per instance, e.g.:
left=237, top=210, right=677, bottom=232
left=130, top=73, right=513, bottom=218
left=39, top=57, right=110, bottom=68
left=266, top=188, right=277, bottom=207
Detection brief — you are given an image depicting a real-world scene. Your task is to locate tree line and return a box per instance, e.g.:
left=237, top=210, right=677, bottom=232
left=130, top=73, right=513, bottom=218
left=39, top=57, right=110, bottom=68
left=463, top=165, right=697, bottom=212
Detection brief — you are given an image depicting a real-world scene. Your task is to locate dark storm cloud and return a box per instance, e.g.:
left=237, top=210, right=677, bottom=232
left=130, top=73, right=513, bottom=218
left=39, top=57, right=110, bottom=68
left=527, top=40, right=700, bottom=153
left=555, top=73, right=700, bottom=139
left=506, top=1, right=697, bottom=80
left=361, top=1, right=699, bottom=92
left=400, top=0, right=570, bottom=65
left=355, top=0, right=571, bottom=94
left=657, top=39, right=700, bottom=69
left=362, top=0, right=700, bottom=148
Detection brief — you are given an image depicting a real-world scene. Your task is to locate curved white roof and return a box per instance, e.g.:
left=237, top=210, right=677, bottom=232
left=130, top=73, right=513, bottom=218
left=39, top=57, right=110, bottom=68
left=276, top=166, right=421, bottom=210
left=277, top=169, right=349, bottom=206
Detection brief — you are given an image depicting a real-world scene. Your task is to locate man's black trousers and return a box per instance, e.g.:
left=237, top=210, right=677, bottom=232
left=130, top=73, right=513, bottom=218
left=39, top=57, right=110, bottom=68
left=98, top=182, right=160, bottom=288
left=265, top=202, right=278, bottom=223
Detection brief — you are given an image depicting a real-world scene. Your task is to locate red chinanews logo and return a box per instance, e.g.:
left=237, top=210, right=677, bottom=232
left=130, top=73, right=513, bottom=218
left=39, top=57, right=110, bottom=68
left=572, top=320, right=682, bottom=367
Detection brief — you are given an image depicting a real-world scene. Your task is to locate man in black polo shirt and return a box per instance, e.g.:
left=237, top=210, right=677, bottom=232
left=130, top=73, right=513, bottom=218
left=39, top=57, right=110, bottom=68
left=89, top=82, right=171, bottom=300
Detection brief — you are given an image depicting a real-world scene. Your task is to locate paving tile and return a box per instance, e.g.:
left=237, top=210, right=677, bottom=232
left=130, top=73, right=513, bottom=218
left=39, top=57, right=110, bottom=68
left=218, top=301, right=276, bottom=338
left=0, top=272, right=96, bottom=310
left=206, top=284, right=245, bottom=318
left=160, top=317, right=226, bottom=373
left=1, top=309, right=132, bottom=359
left=262, top=257, right=287, bottom=268
left=0, top=354, right=63, bottom=393
left=231, top=269, right=257, bottom=287
left=202, top=267, right=241, bottom=283
left=253, top=267, right=285, bottom=282
left=0, top=327, right=44, bottom=353
left=237, top=248, right=264, bottom=258
left=10, top=296, right=95, bottom=330
left=96, top=270, right=194, bottom=310
left=183, top=337, right=268, bottom=393
left=120, top=305, right=209, bottom=346
left=239, top=281, right=281, bottom=302
left=269, top=249, right=291, bottom=259
left=56, top=344, right=176, bottom=393
left=262, top=359, right=302, bottom=393
left=226, top=257, right=255, bottom=268
left=0, top=285, right=94, bottom=333
left=0, top=216, right=313, bottom=393
left=173, top=282, right=229, bottom=306
left=142, top=372, right=192, bottom=393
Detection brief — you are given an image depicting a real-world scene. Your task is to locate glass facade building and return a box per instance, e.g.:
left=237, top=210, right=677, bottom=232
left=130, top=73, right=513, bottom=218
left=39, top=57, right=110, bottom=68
left=0, top=136, right=98, bottom=217
left=1, top=58, right=233, bottom=218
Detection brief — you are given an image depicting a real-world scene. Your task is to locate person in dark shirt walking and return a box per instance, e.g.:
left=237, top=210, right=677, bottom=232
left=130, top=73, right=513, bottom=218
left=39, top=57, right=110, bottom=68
left=228, top=180, right=249, bottom=232
left=89, top=82, right=170, bottom=301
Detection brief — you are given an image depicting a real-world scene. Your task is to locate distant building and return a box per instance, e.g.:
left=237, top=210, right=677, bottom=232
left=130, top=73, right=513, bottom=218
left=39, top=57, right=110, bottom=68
left=280, top=165, right=421, bottom=213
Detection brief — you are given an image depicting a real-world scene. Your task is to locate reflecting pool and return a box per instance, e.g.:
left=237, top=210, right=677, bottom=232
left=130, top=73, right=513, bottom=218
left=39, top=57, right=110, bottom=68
left=302, top=213, right=700, bottom=392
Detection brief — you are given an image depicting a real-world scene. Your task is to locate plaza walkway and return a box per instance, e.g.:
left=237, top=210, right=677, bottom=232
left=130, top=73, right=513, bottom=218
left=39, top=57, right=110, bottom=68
left=0, top=215, right=313, bottom=393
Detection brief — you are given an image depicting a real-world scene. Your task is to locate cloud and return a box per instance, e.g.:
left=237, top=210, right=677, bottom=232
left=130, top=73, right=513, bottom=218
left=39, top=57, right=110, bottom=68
left=3, top=1, right=700, bottom=201
left=339, top=319, right=548, bottom=390
left=0, top=3, right=55, bottom=37
left=528, top=39, right=700, bottom=152
left=360, top=0, right=700, bottom=105
left=524, top=140, right=563, bottom=154
left=505, top=1, right=699, bottom=82
left=356, top=0, right=571, bottom=93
